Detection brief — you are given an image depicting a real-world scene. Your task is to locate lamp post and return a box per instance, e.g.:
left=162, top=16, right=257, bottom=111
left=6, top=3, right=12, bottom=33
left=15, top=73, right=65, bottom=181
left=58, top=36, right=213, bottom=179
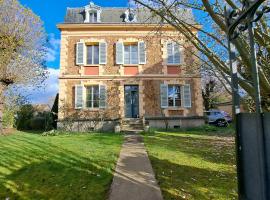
left=224, top=1, right=270, bottom=199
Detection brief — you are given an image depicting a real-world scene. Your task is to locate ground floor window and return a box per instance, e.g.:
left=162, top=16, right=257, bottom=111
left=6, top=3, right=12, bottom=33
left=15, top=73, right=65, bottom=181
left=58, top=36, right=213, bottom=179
left=168, top=85, right=181, bottom=107
left=86, top=85, right=99, bottom=108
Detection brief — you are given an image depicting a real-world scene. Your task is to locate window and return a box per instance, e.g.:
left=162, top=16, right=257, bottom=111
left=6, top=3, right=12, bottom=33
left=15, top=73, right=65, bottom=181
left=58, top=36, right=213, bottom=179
left=124, top=44, right=138, bottom=64
left=86, top=85, right=99, bottom=108
left=124, top=9, right=137, bottom=22
left=89, top=12, right=97, bottom=22
left=87, top=45, right=99, bottom=65
left=116, top=41, right=146, bottom=65
left=84, top=2, right=101, bottom=23
left=168, top=85, right=181, bottom=107
left=167, top=42, right=181, bottom=64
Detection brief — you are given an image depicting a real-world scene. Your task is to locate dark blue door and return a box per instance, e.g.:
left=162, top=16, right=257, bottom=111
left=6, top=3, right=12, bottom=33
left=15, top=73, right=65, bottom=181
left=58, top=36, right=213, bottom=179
left=124, top=85, right=139, bottom=118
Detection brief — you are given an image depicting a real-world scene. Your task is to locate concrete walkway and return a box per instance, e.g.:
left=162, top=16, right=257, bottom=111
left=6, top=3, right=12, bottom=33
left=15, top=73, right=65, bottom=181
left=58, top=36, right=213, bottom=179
left=108, top=134, right=163, bottom=200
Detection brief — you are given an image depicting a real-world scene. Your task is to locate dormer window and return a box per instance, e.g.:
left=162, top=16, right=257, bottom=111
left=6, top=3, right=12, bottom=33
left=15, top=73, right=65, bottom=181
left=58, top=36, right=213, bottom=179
left=124, top=9, right=137, bottom=23
left=84, top=2, right=101, bottom=23
left=89, top=12, right=97, bottom=22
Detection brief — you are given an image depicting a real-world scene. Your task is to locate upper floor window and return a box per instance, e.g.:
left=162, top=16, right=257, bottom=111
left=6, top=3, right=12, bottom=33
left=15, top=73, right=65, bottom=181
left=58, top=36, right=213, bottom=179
left=76, top=41, right=107, bottom=65
left=84, top=2, right=101, bottom=23
left=167, top=42, right=181, bottom=65
left=116, top=41, right=146, bottom=65
left=124, top=44, right=138, bottom=64
left=168, top=85, right=181, bottom=107
left=87, top=45, right=99, bottom=65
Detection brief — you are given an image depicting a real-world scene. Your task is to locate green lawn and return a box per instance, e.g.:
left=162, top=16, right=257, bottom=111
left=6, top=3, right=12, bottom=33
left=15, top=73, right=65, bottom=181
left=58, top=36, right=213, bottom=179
left=0, top=131, right=123, bottom=200
left=142, top=127, right=238, bottom=200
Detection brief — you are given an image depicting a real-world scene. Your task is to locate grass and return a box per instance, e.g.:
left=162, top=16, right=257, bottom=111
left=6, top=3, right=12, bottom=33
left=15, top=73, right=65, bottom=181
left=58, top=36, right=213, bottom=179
left=142, top=126, right=237, bottom=200
left=0, top=131, right=123, bottom=200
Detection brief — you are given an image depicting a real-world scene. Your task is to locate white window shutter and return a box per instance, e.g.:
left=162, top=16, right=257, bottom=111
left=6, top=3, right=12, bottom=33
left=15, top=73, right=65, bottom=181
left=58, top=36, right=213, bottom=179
left=99, top=85, right=107, bottom=108
left=76, top=42, right=84, bottom=65
left=75, top=85, right=83, bottom=109
left=116, top=42, right=124, bottom=64
left=99, top=42, right=107, bottom=64
left=138, top=41, right=146, bottom=64
left=174, top=42, right=181, bottom=64
left=160, top=84, right=168, bottom=108
left=183, top=84, right=191, bottom=108
left=167, top=42, right=173, bottom=64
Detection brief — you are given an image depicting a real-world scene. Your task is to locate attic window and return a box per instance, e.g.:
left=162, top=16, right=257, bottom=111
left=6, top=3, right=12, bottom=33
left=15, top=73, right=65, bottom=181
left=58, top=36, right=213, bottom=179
left=84, top=2, right=101, bottom=23
left=89, top=12, right=97, bottom=22
left=124, top=9, right=137, bottom=22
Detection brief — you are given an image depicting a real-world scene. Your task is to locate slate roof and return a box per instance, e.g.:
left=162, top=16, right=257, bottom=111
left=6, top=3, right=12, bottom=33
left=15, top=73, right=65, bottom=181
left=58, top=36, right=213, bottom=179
left=64, top=7, right=196, bottom=24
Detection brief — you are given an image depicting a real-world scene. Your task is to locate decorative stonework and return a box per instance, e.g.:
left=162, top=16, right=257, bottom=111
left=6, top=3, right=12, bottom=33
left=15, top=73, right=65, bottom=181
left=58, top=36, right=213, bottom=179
left=161, top=39, right=167, bottom=75
left=139, top=80, right=145, bottom=117
left=119, top=81, right=125, bottom=118
left=193, top=78, right=204, bottom=116
left=60, top=36, right=69, bottom=75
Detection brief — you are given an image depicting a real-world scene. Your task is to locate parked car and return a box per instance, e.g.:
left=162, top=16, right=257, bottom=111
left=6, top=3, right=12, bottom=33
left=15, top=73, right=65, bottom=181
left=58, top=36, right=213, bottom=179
left=204, top=110, right=232, bottom=127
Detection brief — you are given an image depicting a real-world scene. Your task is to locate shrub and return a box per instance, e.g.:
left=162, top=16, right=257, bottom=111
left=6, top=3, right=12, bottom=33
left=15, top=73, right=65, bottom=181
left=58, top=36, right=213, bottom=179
left=15, top=105, right=34, bottom=130
left=15, top=105, right=54, bottom=131
left=2, top=108, right=15, bottom=128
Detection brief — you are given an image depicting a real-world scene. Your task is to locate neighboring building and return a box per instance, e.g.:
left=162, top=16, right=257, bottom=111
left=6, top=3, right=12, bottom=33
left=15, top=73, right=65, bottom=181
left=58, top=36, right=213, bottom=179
left=33, top=104, right=51, bottom=117
left=57, top=2, right=204, bottom=131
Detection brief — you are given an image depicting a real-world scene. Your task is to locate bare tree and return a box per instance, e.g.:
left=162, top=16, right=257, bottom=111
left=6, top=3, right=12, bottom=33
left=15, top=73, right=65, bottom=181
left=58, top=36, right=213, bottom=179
left=132, top=0, right=270, bottom=111
left=0, top=0, right=47, bottom=132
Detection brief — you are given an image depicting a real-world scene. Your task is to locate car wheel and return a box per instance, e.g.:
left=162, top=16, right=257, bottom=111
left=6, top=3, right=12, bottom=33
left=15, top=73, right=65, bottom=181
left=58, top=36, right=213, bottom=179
left=216, top=119, right=228, bottom=127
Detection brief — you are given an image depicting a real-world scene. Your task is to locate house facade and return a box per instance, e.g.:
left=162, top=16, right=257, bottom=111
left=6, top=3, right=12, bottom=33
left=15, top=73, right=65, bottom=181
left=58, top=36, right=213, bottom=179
left=57, top=2, right=204, bottom=131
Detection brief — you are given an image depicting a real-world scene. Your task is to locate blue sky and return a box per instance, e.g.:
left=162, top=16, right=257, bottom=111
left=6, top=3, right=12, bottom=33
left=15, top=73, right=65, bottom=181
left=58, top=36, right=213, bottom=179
left=19, top=0, right=130, bottom=69
left=18, top=0, right=130, bottom=104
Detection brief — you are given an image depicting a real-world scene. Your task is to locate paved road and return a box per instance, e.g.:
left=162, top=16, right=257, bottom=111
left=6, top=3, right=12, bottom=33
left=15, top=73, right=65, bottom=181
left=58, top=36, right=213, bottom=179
left=108, top=134, right=163, bottom=200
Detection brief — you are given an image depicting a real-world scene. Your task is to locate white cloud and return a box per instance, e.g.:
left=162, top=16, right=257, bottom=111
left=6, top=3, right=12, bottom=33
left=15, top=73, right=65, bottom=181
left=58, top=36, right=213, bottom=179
left=25, top=68, right=59, bottom=105
left=46, top=48, right=58, bottom=62
left=45, top=34, right=60, bottom=63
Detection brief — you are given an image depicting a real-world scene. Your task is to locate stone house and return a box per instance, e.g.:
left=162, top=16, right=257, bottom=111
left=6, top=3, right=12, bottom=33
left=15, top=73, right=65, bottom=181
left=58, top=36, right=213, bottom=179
left=57, top=2, right=205, bottom=131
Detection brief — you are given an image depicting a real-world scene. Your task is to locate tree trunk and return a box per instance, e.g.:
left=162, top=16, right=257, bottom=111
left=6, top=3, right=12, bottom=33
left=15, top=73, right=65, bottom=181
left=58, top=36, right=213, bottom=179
left=0, top=83, right=5, bottom=133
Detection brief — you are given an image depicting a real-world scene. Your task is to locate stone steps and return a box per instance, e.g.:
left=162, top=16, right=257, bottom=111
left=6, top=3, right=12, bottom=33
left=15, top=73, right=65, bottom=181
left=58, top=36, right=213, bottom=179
left=121, top=118, right=144, bottom=133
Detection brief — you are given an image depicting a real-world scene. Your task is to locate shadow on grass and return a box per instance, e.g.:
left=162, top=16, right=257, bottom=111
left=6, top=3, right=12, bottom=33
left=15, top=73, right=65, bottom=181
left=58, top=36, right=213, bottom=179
left=0, top=133, right=121, bottom=200
left=147, top=124, right=235, bottom=137
left=143, top=130, right=236, bottom=166
left=149, top=155, right=237, bottom=200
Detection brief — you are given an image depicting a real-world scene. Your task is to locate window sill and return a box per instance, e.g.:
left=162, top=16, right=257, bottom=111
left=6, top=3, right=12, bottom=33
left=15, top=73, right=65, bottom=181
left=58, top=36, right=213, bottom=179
left=166, top=64, right=181, bottom=66
left=84, top=64, right=100, bottom=67
left=83, top=108, right=100, bottom=111
left=123, top=64, right=139, bottom=66
left=167, top=107, right=184, bottom=110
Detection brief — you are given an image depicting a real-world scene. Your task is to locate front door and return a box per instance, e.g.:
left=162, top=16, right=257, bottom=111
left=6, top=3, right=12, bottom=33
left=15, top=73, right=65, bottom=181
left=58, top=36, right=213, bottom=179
left=124, top=85, right=139, bottom=118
